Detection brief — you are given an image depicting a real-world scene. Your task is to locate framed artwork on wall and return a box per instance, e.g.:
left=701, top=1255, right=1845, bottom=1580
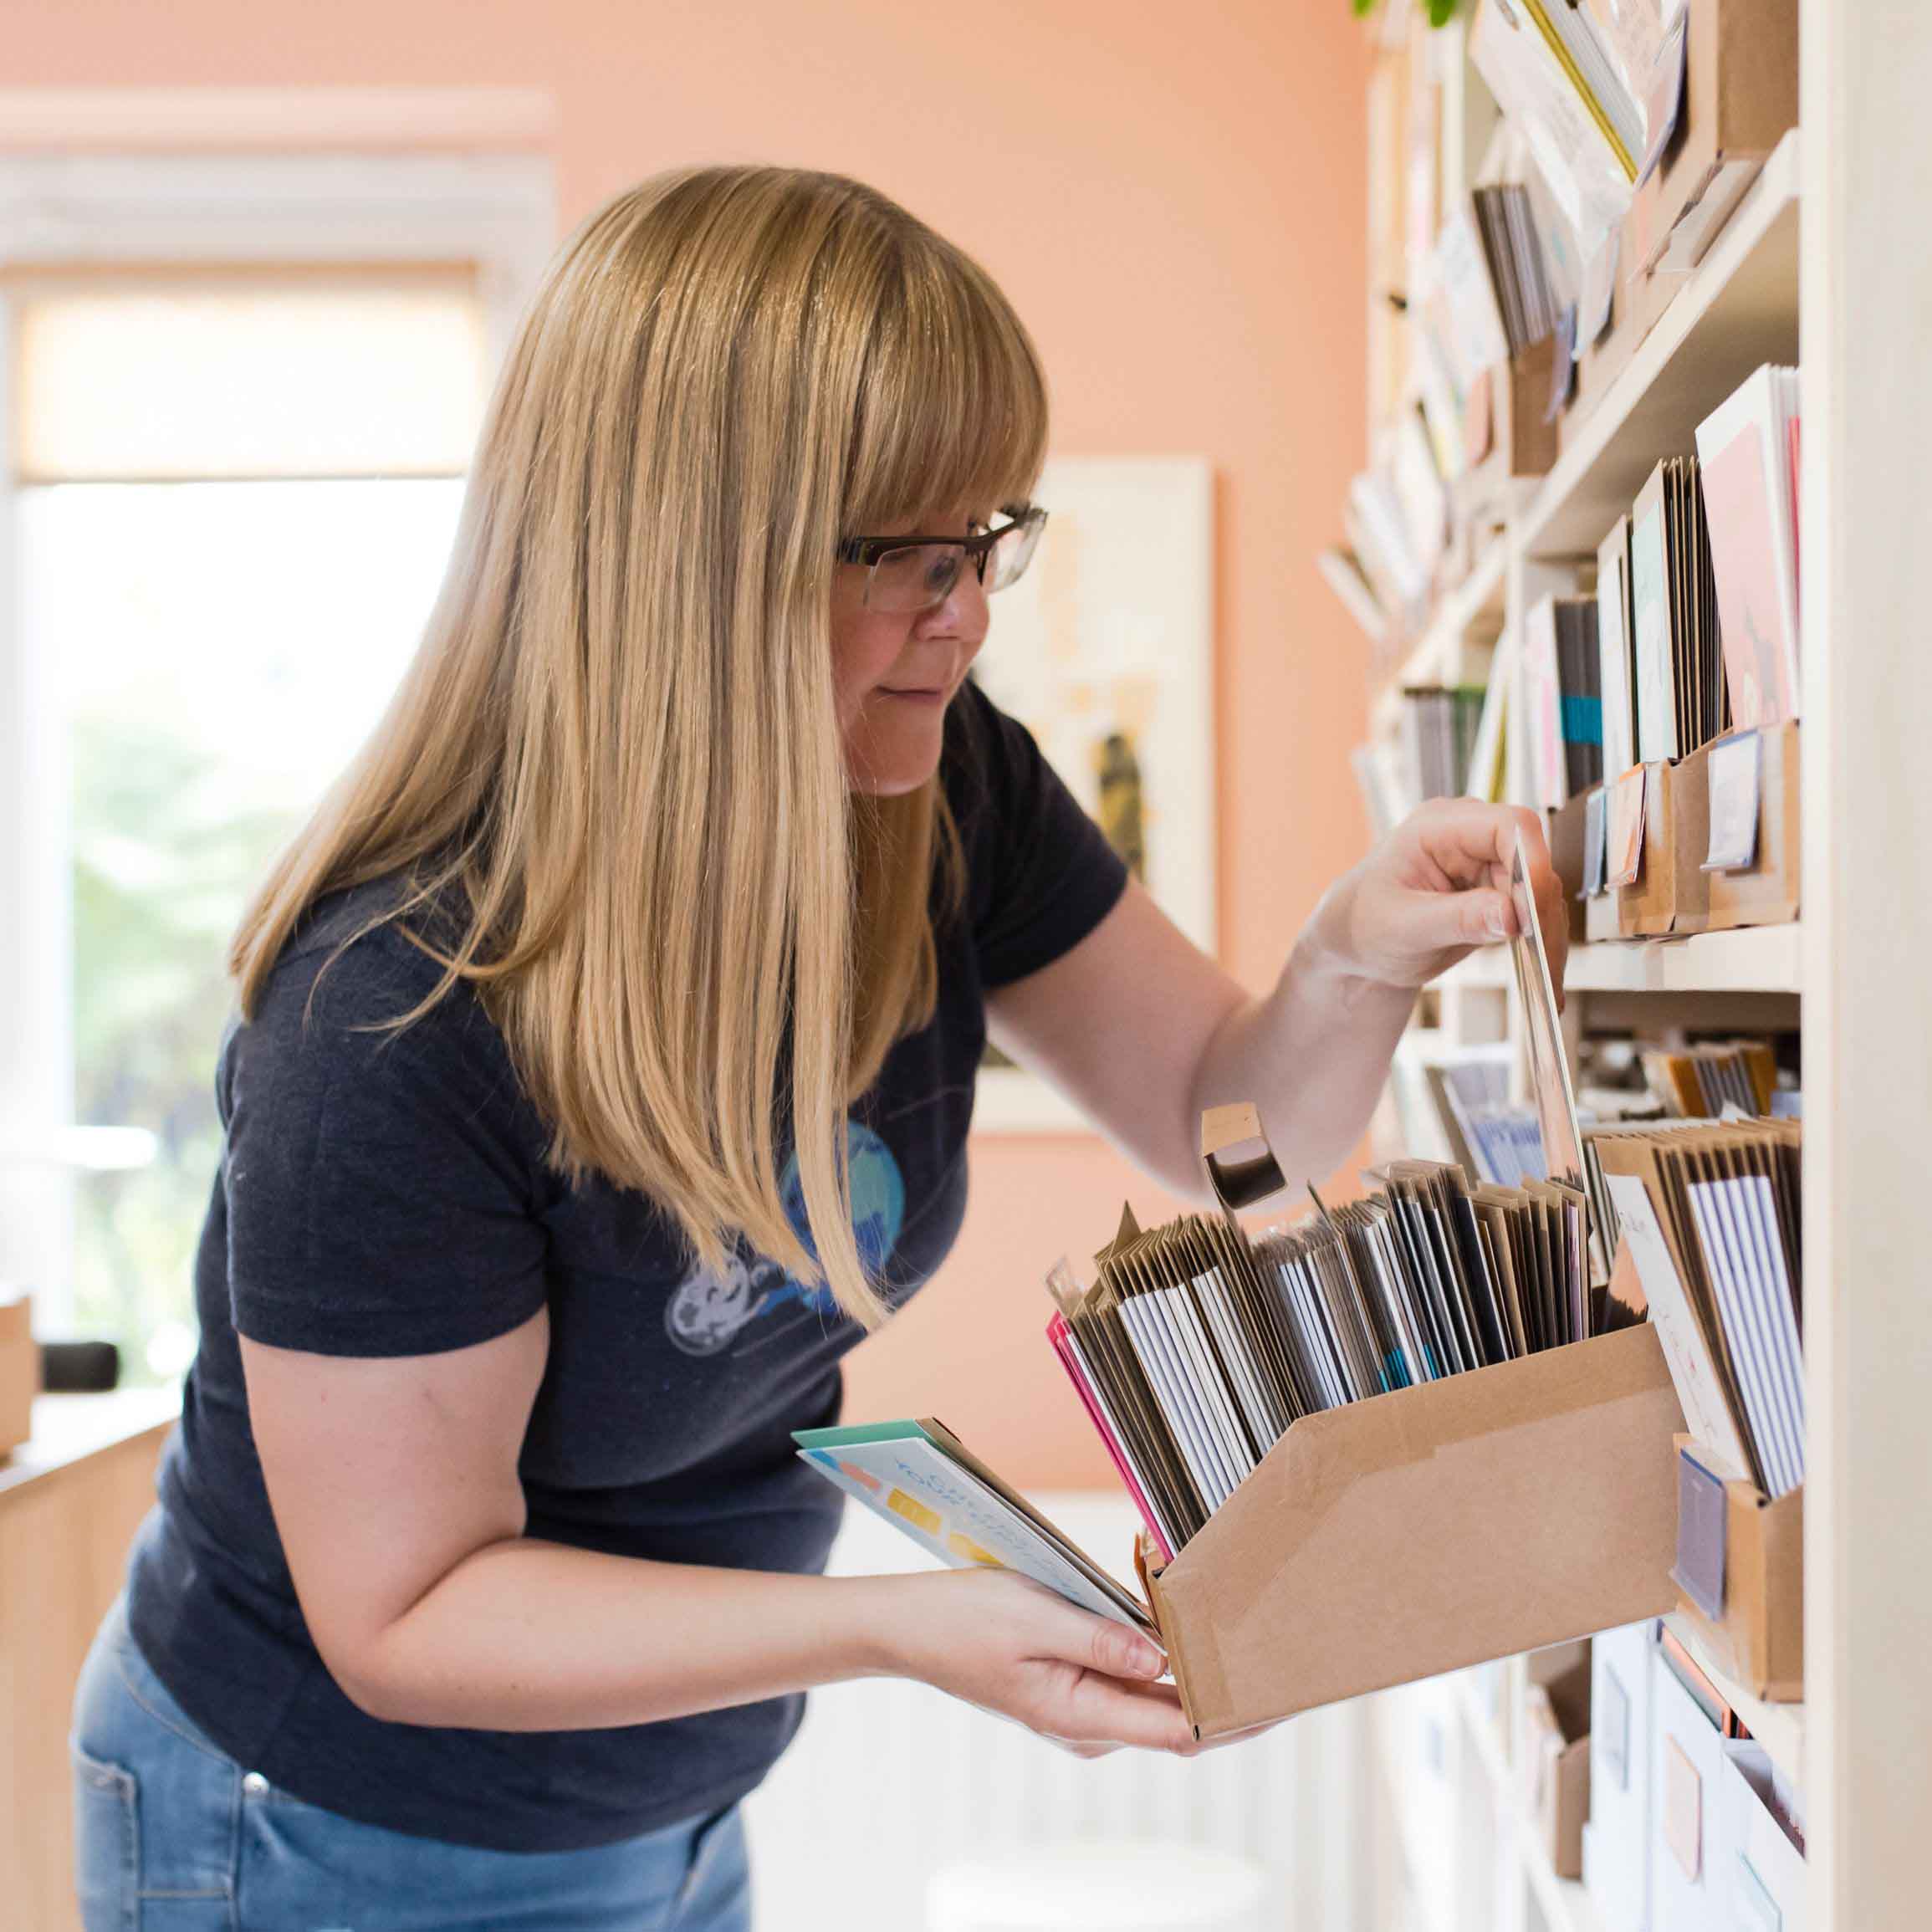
left=969, top=453, right=1217, bottom=1133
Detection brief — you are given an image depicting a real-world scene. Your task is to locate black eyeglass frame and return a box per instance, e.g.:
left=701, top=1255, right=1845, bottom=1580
left=835, top=502, right=1048, bottom=579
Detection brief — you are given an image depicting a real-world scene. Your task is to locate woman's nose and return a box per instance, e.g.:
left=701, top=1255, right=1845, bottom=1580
left=915, top=560, right=989, bottom=639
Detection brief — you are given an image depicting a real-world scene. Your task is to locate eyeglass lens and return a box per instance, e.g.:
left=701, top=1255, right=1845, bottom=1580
left=862, top=516, right=1045, bottom=613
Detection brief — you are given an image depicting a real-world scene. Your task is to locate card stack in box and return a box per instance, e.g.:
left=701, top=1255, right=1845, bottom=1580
left=1127, top=1095, right=1684, bottom=1738
left=1144, top=1314, right=1683, bottom=1737
left=1633, top=0, right=1798, bottom=277
left=1608, top=758, right=1690, bottom=936
left=1699, top=722, right=1801, bottom=928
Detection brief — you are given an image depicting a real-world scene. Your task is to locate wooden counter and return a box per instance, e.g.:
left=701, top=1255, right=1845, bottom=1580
left=0, top=1387, right=179, bottom=1932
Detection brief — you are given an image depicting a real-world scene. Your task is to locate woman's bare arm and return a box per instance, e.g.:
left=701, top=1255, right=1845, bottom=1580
left=241, top=1315, right=1193, bottom=1751
left=986, top=800, right=1567, bottom=1200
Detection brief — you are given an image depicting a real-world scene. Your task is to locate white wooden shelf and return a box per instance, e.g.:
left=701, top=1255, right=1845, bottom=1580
left=1665, top=1613, right=1807, bottom=1793
left=1440, top=921, right=1802, bottom=996
left=1515, top=130, right=1801, bottom=560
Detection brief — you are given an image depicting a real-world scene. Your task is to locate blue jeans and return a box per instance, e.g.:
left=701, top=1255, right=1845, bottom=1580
left=71, top=1597, right=753, bottom=1931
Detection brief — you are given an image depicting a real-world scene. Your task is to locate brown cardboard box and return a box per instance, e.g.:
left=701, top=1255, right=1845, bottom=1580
left=1698, top=722, right=1802, bottom=931
left=1142, top=1323, right=1686, bottom=1739
left=1607, top=755, right=1715, bottom=937
left=1454, top=341, right=1561, bottom=541
left=1672, top=1436, right=1804, bottom=1702
left=1633, top=0, right=1798, bottom=277
left=1497, top=336, right=1560, bottom=478
left=0, top=1293, right=35, bottom=1458
left=1548, top=791, right=1592, bottom=946
left=1524, top=1650, right=1592, bottom=1881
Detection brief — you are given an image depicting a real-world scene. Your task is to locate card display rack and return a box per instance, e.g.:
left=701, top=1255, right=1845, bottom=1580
left=1348, top=13, right=1850, bottom=1932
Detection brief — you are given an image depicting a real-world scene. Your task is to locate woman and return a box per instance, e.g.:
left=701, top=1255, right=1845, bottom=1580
left=72, top=165, right=1563, bottom=1929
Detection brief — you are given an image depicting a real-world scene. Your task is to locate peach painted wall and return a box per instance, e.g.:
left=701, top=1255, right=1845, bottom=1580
left=4, top=2, right=1372, bottom=1488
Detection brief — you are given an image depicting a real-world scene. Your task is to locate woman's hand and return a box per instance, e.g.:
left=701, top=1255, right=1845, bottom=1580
left=877, top=1567, right=1199, bottom=1759
left=1303, top=799, right=1569, bottom=999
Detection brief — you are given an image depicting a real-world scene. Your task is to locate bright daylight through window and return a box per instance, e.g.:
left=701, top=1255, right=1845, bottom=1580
left=8, top=267, right=484, bottom=1379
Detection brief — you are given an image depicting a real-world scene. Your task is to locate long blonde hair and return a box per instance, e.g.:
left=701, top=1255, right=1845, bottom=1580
left=230, top=166, right=1048, bottom=1329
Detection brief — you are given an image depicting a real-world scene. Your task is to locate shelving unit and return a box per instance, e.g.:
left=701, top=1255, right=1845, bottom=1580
left=1442, top=923, right=1803, bottom=996
left=1339, top=8, right=1930, bottom=1929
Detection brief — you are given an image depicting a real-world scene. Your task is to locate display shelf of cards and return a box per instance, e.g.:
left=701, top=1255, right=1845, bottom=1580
left=1344, top=3, right=1932, bottom=1925
left=1515, top=129, right=1800, bottom=561
left=1439, top=922, right=1802, bottom=996
left=1666, top=1613, right=1807, bottom=1791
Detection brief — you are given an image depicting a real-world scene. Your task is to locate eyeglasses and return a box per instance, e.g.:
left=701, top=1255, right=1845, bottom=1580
left=836, top=503, right=1048, bottom=613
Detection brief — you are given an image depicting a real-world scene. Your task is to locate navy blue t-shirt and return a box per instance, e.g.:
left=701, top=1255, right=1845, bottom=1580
left=126, top=682, right=1128, bottom=1853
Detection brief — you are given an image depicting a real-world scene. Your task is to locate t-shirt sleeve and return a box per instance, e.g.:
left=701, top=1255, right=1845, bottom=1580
left=946, top=681, right=1132, bottom=989
left=221, top=922, right=549, bottom=1357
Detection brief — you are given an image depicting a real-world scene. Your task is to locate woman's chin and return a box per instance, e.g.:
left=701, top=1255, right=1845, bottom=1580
left=843, top=712, right=948, bottom=797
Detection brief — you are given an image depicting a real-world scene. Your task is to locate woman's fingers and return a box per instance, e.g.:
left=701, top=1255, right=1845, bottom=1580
left=1402, top=800, right=1569, bottom=987
left=1051, top=1668, right=1198, bottom=1753
left=1406, top=798, right=1550, bottom=888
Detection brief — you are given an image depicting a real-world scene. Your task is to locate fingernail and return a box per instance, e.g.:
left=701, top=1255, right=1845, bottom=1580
left=1485, top=907, right=1510, bottom=941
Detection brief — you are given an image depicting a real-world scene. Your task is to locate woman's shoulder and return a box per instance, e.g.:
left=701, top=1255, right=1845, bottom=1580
left=241, top=872, right=512, bottom=1102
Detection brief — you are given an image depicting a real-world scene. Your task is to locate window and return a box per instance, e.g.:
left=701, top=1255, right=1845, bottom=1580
left=5, top=262, right=490, bottom=1379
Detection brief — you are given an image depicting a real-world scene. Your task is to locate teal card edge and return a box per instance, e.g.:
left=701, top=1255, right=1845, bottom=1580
left=792, top=1418, right=930, bottom=1451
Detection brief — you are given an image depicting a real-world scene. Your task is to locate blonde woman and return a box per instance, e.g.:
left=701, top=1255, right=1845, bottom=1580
left=72, top=166, right=1565, bottom=1929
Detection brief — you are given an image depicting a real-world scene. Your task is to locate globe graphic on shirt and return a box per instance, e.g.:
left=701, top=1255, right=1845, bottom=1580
left=662, top=1119, right=905, bottom=1356
left=776, top=1120, right=907, bottom=1305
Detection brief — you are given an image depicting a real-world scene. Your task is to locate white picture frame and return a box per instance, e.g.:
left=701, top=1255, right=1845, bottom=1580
left=970, top=455, right=1216, bottom=1133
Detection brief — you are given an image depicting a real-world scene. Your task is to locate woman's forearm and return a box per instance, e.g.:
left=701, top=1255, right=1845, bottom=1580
left=1191, top=921, right=1414, bottom=1194
left=350, top=1537, right=902, bottom=1730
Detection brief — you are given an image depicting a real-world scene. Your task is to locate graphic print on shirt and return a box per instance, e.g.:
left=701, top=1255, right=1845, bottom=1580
left=663, top=1120, right=906, bottom=1357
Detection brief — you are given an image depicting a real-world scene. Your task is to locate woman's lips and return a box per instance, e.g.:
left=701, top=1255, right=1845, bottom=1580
left=877, top=683, right=949, bottom=705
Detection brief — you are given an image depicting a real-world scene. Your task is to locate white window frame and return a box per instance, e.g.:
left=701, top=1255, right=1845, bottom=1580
left=0, top=150, right=556, bottom=1328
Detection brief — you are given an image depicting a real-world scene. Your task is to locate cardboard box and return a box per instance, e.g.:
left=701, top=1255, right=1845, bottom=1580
left=1142, top=1323, right=1686, bottom=1739
left=0, top=1292, right=35, bottom=1458
left=1616, top=759, right=1712, bottom=937
left=1695, top=722, right=1802, bottom=932
left=1454, top=341, right=1561, bottom=541
left=1548, top=790, right=1592, bottom=946
left=1671, top=1439, right=1803, bottom=1702
left=1583, top=1619, right=1658, bottom=1932
left=1497, top=335, right=1561, bottom=478
left=1523, top=1648, right=1592, bottom=1880
left=1632, top=0, right=1798, bottom=278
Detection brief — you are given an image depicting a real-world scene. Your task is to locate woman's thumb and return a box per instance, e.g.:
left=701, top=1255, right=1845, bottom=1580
left=1429, top=885, right=1515, bottom=949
